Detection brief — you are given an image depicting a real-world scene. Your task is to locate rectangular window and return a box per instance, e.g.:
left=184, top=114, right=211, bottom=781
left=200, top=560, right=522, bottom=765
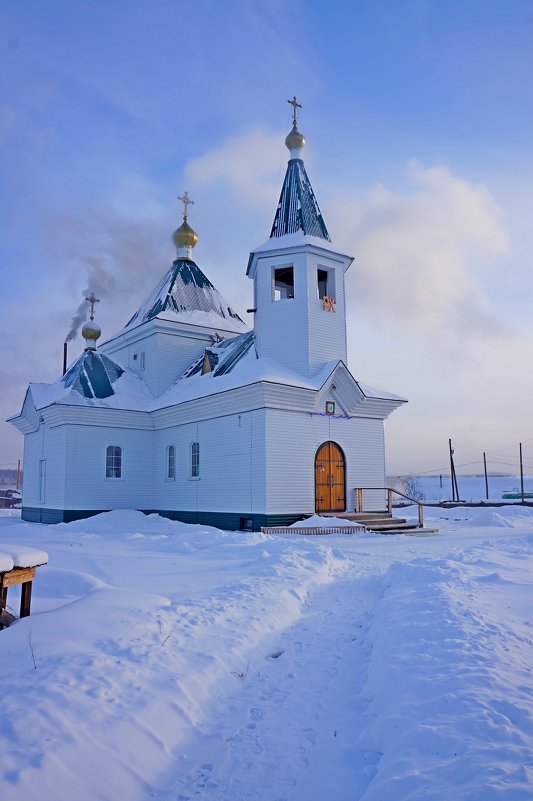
left=317, top=269, right=328, bottom=299
left=317, top=267, right=335, bottom=300
left=106, top=445, right=122, bottom=478
left=273, top=266, right=294, bottom=301
left=191, top=442, right=200, bottom=478
left=140, top=352, right=146, bottom=370
left=167, top=445, right=175, bottom=480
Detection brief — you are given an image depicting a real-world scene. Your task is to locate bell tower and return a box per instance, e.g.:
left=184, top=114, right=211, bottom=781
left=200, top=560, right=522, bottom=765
left=246, top=98, right=353, bottom=378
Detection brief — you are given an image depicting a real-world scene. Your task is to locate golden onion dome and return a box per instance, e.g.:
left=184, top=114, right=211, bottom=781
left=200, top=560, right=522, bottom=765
left=173, top=219, right=199, bottom=250
left=285, top=124, right=306, bottom=153
left=81, top=321, right=102, bottom=343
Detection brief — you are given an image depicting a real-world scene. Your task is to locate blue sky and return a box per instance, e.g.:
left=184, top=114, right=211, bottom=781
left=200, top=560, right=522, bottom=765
left=1, top=0, right=533, bottom=476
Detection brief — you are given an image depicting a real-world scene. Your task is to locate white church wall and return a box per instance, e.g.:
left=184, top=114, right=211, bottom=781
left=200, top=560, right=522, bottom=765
left=22, top=423, right=68, bottom=509
left=264, top=409, right=386, bottom=514
left=153, top=330, right=212, bottom=396
left=307, top=254, right=348, bottom=372
left=253, top=248, right=350, bottom=378
left=154, top=410, right=266, bottom=515
left=196, top=411, right=266, bottom=514
left=62, top=425, right=155, bottom=510
left=21, top=426, right=44, bottom=507
left=254, top=251, right=311, bottom=376
left=102, top=330, right=160, bottom=395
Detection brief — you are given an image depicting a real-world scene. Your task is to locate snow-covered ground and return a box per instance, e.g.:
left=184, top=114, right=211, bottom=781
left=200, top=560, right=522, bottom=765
left=0, top=507, right=532, bottom=801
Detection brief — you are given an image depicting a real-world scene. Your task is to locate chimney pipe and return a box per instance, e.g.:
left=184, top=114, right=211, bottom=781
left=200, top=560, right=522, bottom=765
left=63, top=341, right=68, bottom=376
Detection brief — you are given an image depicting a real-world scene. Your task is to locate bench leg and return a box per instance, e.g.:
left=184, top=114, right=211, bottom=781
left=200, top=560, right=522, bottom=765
left=20, top=581, right=32, bottom=618
left=0, top=578, right=6, bottom=630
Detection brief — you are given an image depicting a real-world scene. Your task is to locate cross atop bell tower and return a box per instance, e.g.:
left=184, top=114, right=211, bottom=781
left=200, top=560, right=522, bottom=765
left=287, top=95, right=302, bottom=127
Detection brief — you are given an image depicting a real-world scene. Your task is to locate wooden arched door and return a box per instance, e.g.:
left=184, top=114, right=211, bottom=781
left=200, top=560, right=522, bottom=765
left=315, top=441, right=346, bottom=513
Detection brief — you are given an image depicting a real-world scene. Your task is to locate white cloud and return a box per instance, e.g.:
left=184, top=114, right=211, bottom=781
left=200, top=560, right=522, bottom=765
left=331, top=161, right=510, bottom=347
left=185, top=127, right=285, bottom=207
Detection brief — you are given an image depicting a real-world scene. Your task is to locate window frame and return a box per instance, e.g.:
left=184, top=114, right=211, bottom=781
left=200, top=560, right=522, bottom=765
left=190, top=441, right=200, bottom=479
left=105, top=445, right=123, bottom=479
left=317, top=265, right=336, bottom=301
left=272, top=265, right=295, bottom=301
left=166, top=444, right=176, bottom=481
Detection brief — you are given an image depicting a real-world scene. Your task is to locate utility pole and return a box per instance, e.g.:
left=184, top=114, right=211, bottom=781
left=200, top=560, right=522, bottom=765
left=483, top=452, right=489, bottom=500
left=16, top=460, right=21, bottom=491
left=449, top=439, right=460, bottom=502
left=520, top=442, right=525, bottom=503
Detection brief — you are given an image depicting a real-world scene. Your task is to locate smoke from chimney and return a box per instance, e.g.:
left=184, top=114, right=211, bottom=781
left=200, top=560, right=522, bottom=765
left=65, top=255, right=117, bottom=342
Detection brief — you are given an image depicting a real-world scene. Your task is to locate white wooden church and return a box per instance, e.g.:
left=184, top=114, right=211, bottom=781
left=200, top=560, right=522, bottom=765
left=9, top=101, right=406, bottom=528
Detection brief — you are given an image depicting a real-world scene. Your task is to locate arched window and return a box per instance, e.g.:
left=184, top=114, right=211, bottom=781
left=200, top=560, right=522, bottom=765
left=167, top=445, right=175, bottom=480
left=191, top=442, right=200, bottom=478
left=106, top=445, right=122, bottom=478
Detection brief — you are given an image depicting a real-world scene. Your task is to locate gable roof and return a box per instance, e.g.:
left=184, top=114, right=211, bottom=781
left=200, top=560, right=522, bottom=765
left=123, top=258, right=246, bottom=333
left=270, top=158, right=330, bottom=241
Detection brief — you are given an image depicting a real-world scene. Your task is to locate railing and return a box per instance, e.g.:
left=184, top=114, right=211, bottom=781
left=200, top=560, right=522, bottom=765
left=354, top=487, right=426, bottom=528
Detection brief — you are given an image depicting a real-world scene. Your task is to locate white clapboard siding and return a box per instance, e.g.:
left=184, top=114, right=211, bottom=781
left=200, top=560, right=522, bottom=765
left=21, top=426, right=43, bottom=507
left=253, top=244, right=351, bottom=378
left=254, top=250, right=311, bottom=376
left=62, top=425, right=155, bottom=510
left=307, top=256, right=347, bottom=372
left=154, top=411, right=266, bottom=514
left=264, top=409, right=386, bottom=514
left=22, top=423, right=68, bottom=508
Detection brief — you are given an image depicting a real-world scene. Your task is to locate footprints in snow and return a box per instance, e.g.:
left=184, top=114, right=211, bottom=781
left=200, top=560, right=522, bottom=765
left=265, top=648, right=285, bottom=661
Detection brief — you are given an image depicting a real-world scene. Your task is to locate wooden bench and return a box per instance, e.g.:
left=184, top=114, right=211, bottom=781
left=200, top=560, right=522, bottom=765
left=0, top=544, right=48, bottom=629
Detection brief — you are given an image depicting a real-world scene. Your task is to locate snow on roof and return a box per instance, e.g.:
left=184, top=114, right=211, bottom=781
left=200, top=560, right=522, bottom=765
left=246, top=231, right=353, bottom=276
left=22, top=333, right=404, bottom=417
left=153, top=335, right=321, bottom=411
left=63, top=351, right=124, bottom=400
left=29, top=352, right=154, bottom=413
left=250, top=231, right=341, bottom=255
left=122, top=258, right=246, bottom=333
left=357, top=381, right=407, bottom=403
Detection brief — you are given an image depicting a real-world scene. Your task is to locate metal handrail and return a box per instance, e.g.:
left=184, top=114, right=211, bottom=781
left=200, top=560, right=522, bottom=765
left=354, top=486, right=426, bottom=528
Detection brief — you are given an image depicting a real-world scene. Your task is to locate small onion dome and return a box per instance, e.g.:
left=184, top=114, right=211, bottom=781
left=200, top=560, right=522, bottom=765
left=173, top=219, right=199, bottom=250
left=81, top=320, right=102, bottom=344
left=285, top=124, right=306, bottom=153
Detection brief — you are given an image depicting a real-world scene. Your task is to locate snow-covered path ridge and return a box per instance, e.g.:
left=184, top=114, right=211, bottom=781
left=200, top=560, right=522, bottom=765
left=0, top=509, right=532, bottom=800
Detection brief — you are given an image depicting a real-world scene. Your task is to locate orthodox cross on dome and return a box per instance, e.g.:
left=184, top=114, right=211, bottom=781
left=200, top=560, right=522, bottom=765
left=288, top=95, right=302, bottom=127
left=178, top=190, right=194, bottom=221
left=85, top=292, right=100, bottom=321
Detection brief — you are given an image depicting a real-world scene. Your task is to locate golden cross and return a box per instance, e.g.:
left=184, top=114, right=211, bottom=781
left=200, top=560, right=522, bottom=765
left=178, top=190, right=194, bottom=220
left=287, top=96, right=302, bottom=127
left=85, top=292, right=100, bottom=321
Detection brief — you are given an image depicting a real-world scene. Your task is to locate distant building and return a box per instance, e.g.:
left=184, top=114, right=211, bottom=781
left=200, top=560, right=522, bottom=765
left=9, top=103, right=406, bottom=528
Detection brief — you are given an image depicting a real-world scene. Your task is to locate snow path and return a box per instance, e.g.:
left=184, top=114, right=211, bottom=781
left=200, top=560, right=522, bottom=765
left=170, top=571, right=386, bottom=801
left=1, top=510, right=532, bottom=800
left=161, top=536, right=533, bottom=801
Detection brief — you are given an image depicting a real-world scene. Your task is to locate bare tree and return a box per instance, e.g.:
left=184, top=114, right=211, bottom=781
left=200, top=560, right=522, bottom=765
left=401, top=474, right=425, bottom=501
